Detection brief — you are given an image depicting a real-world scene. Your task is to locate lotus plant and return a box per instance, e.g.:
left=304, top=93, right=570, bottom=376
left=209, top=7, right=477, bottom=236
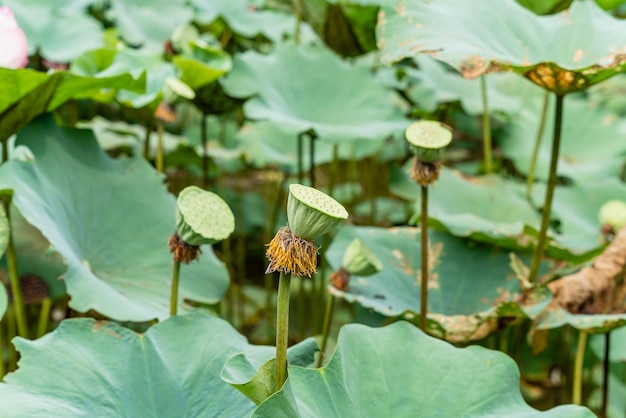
left=405, top=120, right=452, bottom=332
left=265, top=183, right=348, bottom=391
left=169, top=186, right=234, bottom=316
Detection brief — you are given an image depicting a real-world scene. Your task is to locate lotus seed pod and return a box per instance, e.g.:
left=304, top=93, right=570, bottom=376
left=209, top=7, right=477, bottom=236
left=341, top=238, right=383, bottom=277
left=405, top=120, right=453, bottom=163
left=287, top=184, right=349, bottom=241
left=175, top=186, right=235, bottom=246
left=599, top=200, right=626, bottom=231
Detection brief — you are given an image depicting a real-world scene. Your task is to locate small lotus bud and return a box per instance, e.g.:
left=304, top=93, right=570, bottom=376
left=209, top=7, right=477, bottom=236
left=599, top=200, right=626, bottom=232
left=287, top=184, right=348, bottom=241
left=341, top=238, right=383, bottom=277
left=405, top=120, right=453, bottom=163
left=175, top=186, right=234, bottom=246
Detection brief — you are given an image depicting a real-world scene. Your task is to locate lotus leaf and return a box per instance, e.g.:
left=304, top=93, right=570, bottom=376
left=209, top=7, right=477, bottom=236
left=378, top=0, right=626, bottom=94
left=391, top=166, right=541, bottom=249
left=190, top=0, right=318, bottom=43
left=0, top=313, right=317, bottom=417
left=251, top=321, right=593, bottom=417
left=107, top=0, right=193, bottom=51
left=3, top=0, right=103, bottom=62
left=532, top=179, right=626, bottom=259
left=0, top=117, right=229, bottom=321
left=173, top=43, right=232, bottom=90
left=536, top=310, right=626, bottom=333
left=0, top=284, right=6, bottom=320
left=0, top=68, right=145, bottom=142
left=326, top=225, right=533, bottom=342
left=221, top=43, right=409, bottom=144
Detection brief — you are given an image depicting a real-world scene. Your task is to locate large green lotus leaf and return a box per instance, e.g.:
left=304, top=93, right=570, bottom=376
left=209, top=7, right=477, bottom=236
left=326, top=225, right=532, bottom=342
left=0, top=117, right=229, bottom=321
left=190, top=0, right=318, bottom=43
left=237, top=121, right=386, bottom=173
left=4, top=0, right=103, bottom=62
left=407, top=56, right=544, bottom=115
left=221, top=43, right=409, bottom=144
left=531, top=179, right=626, bottom=259
left=107, top=0, right=193, bottom=51
left=391, top=166, right=541, bottom=249
left=0, top=68, right=145, bottom=142
left=536, top=309, right=626, bottom=333
left=588, top=362, right=625, bottom=418
left=251, top=321, right=593, bottom=417
left=501, top=95, right=626, bottom=182
left=378, top=0, right=626, bottom=93
left=0, top=313, right=317, bottom=417
left=72, top=47, right=174, bottom=110
left=588, top=73, right=626, bottom=116
left=173, top=44, right=232, bottom=90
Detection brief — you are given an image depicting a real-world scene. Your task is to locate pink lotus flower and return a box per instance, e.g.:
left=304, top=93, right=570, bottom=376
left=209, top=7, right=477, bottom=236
left=0, top=6, right=28, bottom=68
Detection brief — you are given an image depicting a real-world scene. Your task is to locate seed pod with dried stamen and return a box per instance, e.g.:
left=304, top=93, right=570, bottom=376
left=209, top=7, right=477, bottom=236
left=342, top=238, right=383, bottom=277
left=175, top=186, right=234, bottom=246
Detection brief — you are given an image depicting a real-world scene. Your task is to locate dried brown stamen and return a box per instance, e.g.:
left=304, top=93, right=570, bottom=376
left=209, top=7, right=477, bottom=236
left=265, top=226, right=318, bottom=277
left=168, top=231, right=202, bottom=264
left=410, top=158, right=441, bottom=186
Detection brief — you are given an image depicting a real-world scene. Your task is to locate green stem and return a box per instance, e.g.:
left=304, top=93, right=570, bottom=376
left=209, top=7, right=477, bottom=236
left=527, top=91, right=550, bottom=200
left=0, top=317, right=4, bottom=377
left=420, top=184, right=429, bottom=332
left=275, top=271, right=292, bottom=392
left=601, top=332, right=610, bottom=418
left=573, top=330, right=587, bottom=405
left=297, top=132, right=304, bottom=184
left=3, top=199, right=27, bottom=339
left=480, top=75, right=493, bottom=174
left=528, top=94, right=565, bottom=284
left=156, top=120, right=164, bottom=174
left=201, top=113, right=209, bottom=189
left=169, top=260, right=181, bottom=316
left=316, top=292, right=335, bottom=368
left=143, top=120, right=152, bottom=161
left=329, top=144, right=339, bottom=195
left=6, top=305, right=16, bottom=372
left=36, top=297, right=52, bottom=338
left=309, top=133, right=316, bottom=188
left=293, top=0, right=302, bottom=44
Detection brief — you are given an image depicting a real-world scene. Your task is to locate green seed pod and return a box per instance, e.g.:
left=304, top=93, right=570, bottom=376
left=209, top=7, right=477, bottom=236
left=287, top=184, right=348, bottom=241
left=341, top=238, right=383, bottom=277
left=405, top=120, right=453, bottom=163
left=175, top=186, right=235, bottom=245
left=599, top=200, right=626, bottom=231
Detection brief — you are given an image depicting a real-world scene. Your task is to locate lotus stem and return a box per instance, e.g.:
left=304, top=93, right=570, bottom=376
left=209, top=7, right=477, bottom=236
left=0, top=319, right=4, bottom=377
left=420, top=184, right=429, bottom=332
left=526, top=91, right=550, bottom=200
left=143, top=120, right=152, bottom=161
left=480, top=75, right=493, bottom=174
left=3, top=205, right=28, bottom=339
left=528, top=94, right=564, bottom=284
left=294, top=0, right=302, bottom=44
left=201, top=112, right=209, bottom=188
left=309, top=133, right=316, bottom=188
left=297, top=131, right=304, bottom=184
left=36, top=297, right=52, bottom=338
left=169, top=260, right=181, bottom=316
left=156, top=120, right=164, bottom=173
left=573, top=330, right=587, bottom=405
left=6, top=305, right=16, bottom=371
left=275, top=271, right=292, bottom=391
left=601, top=332, right=610, bottom=418
left=316, top=292, right=335, bottom=368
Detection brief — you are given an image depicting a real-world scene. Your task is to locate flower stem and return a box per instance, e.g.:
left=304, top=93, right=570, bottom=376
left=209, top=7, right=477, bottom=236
left=601, top=332, right=610, bottom=418
left=156, top=120, right=164, bottom=173
left=528, top=94, right=564, bottom=284
left=316, top=292, right=335, bottom=368
left=0, top=319, right=4, bottom=377
left=169, top=260, right=181, bottom=316
left=526, top=91, right=550, bottom=200
left=293, top=0, right=302, bottom=44
left=573, top=330, right=587, bottom=405
left=480, top=75, right=493, bottom=174
left=275, top=271, right=292, bottom=392
left=36, top=297, right=52, bottom=338
left=420, top=184, right=429, bottom=332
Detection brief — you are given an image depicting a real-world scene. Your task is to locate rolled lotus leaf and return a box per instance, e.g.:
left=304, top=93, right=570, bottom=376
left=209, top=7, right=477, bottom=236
left=287, top=184, right=348, bottom=241
left=342, top=238, right=383, bottom=277
left=599, top=200, right=626, bottom=231
left=405, top=121, right=453, bottom=163
left=176, top=186, right=234, bottom=245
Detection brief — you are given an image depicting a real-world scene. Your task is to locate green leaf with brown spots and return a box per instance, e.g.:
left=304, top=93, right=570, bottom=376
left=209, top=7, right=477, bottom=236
left=378, top=0, right=626, bottom=93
